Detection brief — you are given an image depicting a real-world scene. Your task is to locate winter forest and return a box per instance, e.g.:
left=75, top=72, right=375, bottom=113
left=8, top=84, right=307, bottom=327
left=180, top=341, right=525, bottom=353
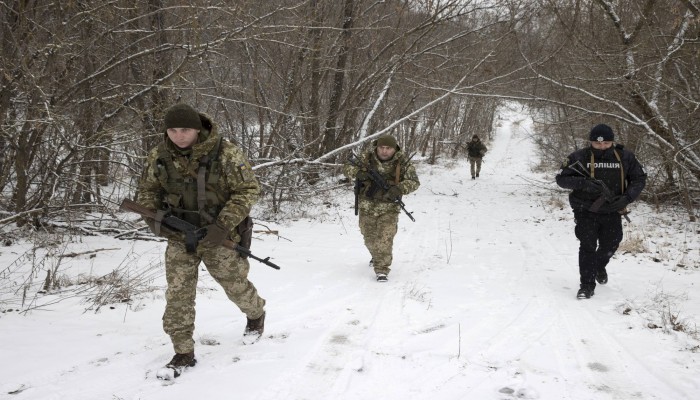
left=1, top=0, right=700, bottom=399
left=1, top=0, right=699, bottom=225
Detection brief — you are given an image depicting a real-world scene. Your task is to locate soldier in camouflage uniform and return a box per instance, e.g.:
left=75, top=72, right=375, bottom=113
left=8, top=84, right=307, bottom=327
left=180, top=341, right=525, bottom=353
left=137, top=103, right=266, bottom=373
left=343, top=135, right=420, bottom=282
left=466, top=134, right=487, bottom=179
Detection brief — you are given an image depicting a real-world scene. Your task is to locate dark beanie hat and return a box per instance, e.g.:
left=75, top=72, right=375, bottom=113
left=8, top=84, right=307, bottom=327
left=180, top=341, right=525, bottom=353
left=164, top=103, right=202, bottom=130
left=376, top=135, right=398, bottom=149
left=589, top=124, right=614, bottom=142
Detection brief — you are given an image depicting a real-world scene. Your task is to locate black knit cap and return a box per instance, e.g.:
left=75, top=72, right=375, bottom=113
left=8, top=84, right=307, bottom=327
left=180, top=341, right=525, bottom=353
left=164, top=103, right=202, bottom=130
left=376, top=135, right=398, bottom=149
left=589, top=124, right=614, bottom=142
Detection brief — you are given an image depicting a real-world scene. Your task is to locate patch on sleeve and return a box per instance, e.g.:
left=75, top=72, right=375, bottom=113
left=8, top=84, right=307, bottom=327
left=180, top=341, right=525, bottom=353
left=561, top=158, right=570, bottom=169
left=237, top=162, right=255, bottom=182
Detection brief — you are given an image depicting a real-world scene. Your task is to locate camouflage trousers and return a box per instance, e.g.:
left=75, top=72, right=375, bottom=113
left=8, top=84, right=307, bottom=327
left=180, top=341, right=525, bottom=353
left=359, top=211, right=399, bottom=275
left=469, top=157, right=483, bottom=177
left=163, top=240, right=266, bottom=354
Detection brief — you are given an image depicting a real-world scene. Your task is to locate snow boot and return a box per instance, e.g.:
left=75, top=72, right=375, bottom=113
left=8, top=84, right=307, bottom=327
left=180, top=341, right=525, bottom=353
left=242, top=311, right=265, bottom=345
left=376, top=273, right=388, bottom=282
left=576, top=286, right=594, bottom=299
left=157, top=351, right=196, bottom=380
left=596, top=269, right=608, bottom=284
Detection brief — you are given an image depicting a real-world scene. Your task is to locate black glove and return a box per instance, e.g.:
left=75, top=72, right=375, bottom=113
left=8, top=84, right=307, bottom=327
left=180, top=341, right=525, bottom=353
left=581, top=179, right=604, bottom=194
left=200, top=222, right=229, bottom=247
left=607, top=195, right=630, bottom=212
left=356, top=170, right=370, bottom=181
left=383, top=185, right=402, bottom=202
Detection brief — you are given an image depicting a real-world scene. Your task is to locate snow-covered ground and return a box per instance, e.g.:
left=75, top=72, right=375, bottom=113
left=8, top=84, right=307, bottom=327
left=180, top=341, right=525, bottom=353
left=1, top=104, right=699, bottom=400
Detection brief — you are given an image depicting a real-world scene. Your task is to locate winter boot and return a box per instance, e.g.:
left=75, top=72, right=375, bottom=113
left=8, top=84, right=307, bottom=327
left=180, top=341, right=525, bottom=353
left=157, top=351, right=196, bottom=380
left=595, top=269, right=608, bottom=284
left=242, top=311, right=265, bottom=345
left=576, top=286, right=595, bottom=299
left=376, top=273, right=388, bottom=282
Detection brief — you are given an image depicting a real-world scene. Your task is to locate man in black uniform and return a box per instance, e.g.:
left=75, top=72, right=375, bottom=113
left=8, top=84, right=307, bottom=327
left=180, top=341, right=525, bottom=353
left=556, top=124, right=646, bottom=299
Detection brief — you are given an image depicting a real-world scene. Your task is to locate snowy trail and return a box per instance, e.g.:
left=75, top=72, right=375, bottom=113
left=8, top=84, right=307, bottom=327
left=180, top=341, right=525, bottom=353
left=3, top=104, right=699, bottom=400
left=257, top=109, right=688, bottom=400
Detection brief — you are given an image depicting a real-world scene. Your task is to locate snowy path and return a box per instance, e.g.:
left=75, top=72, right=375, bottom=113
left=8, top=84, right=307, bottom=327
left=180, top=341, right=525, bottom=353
left=2, top=105, right=699, bottom=400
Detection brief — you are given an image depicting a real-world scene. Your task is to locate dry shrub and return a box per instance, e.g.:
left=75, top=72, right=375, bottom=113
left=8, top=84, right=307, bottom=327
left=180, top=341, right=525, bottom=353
left=547, top=195, right=566, bottom=210
left=618, top=231, right=647, bottom=254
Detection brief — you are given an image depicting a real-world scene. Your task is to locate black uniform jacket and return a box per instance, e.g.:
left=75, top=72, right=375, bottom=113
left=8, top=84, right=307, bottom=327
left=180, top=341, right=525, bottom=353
left=556, top=144, right=646, bottom=214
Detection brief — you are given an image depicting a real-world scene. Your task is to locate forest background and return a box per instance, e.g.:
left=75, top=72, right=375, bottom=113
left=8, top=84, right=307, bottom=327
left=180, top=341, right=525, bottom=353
left=0, top=1, right=699, bottom=293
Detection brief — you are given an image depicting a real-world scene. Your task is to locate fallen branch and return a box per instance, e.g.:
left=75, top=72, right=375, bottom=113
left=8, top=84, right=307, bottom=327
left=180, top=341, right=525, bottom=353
left=57, top=248, right=120, bottom=258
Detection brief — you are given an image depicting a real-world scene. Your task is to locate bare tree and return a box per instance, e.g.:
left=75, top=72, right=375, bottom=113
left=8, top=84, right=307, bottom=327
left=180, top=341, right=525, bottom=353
left=493, top=0, right=700, bottom=220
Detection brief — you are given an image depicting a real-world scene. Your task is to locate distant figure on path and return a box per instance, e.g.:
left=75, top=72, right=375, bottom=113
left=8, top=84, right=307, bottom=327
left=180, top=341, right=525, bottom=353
left=466, top=135, right=487, bottom=179
left=555, top=124, right=646, bottom=299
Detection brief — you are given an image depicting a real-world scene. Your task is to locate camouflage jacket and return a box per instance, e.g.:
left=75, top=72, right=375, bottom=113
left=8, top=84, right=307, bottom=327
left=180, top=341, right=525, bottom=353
left=343, top=140, right=420, bottom=215
left=467, top=139, right=487, bottom=158
left=137, top=113, right=260, bottom=241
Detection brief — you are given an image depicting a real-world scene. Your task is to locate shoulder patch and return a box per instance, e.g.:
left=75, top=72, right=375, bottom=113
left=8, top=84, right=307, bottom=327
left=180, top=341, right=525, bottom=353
left=561, top=158, right=570, bottom=168
left=237, top=162, right=255, bottom=182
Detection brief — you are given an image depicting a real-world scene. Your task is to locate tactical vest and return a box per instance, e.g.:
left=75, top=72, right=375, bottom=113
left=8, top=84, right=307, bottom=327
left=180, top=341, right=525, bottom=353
left=588, top=147, right=626, bottom=195
left=361, top=156, right=402, bottom=200
left=154, top=138, right=228, bottom=228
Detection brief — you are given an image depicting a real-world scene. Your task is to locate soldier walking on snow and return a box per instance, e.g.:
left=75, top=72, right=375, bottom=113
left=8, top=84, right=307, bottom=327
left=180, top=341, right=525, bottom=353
left=466, top=135, right=487, bottom=179
left=137, top=103, right=267, bottom=376
left=344, top=135, right=420, bottom=282
left=556, top=124, right=646, bottom=299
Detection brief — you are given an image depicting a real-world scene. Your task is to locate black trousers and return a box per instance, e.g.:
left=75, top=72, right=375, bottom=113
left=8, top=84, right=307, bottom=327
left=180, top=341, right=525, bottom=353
left=573, top=211, right=623, bottom=288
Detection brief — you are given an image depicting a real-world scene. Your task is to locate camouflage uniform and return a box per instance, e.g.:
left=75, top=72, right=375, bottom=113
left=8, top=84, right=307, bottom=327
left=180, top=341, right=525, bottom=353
left=466, top=136, right=487, bottom=178
left=343, top=139, right=420, bottom=276
left=137, top=111, right=265, bottom=354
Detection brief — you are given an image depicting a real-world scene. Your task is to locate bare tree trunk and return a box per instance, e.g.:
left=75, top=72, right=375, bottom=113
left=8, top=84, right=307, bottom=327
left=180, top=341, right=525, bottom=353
left=318, top=0, right=354, bottom=159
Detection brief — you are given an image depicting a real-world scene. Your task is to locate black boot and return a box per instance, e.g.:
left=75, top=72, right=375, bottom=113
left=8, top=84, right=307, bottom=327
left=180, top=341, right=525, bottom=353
left=158, top=351, right=196, bottom=379
left=576, top=286, right=595, bottom=299
left=243, top=311, right=265, bottom=345
left=596, top=269, right=608, bottom=284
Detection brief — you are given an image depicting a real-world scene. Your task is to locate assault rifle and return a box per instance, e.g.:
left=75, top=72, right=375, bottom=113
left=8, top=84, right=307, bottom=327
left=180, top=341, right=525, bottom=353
left=349, top=154, right=415, bottom=222
left=120, top=199, right=281, bottom=270
left=567, top=161, right=631, bottom=222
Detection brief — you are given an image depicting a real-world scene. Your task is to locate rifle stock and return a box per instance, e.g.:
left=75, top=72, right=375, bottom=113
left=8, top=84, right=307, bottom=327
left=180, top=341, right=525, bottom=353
left=119, top=199, right=281, bottom=269
left=120, top=198, right=157, bottom=219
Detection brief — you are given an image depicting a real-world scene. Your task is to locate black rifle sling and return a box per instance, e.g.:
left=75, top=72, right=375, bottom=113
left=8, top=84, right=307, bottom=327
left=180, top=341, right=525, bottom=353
left=154, top=209, right=168, bottom=236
